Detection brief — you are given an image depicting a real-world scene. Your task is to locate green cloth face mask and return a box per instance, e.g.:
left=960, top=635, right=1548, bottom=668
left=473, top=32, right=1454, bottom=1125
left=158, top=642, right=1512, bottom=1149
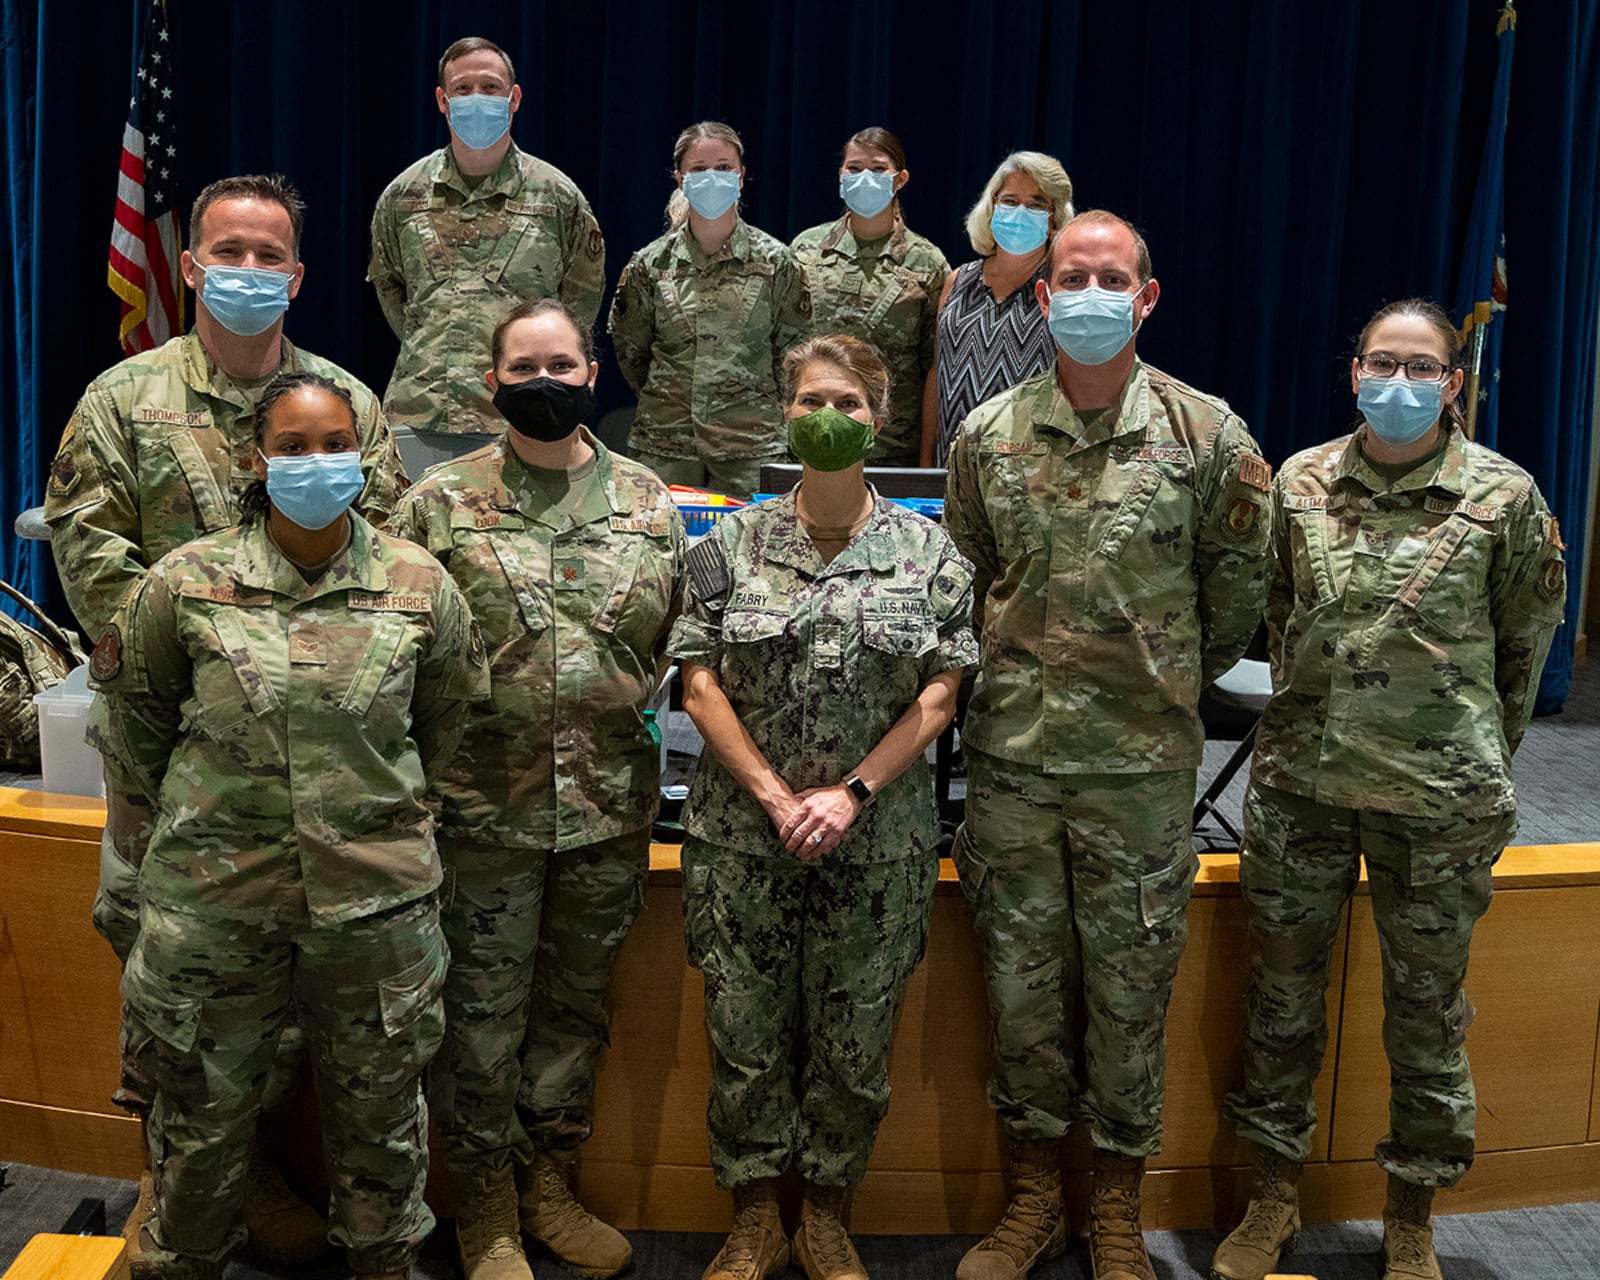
left=787, top=406, right=877, bottom=471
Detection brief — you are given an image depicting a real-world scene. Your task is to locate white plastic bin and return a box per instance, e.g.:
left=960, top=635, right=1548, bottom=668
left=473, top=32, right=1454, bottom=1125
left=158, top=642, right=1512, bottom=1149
left=33, top=664, right=105, bottom=798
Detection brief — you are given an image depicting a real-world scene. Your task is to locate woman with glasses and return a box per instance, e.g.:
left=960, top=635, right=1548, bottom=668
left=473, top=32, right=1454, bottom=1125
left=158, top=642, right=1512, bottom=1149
left=920, top=151, right=1073, bottom=467
left=608, top=120, right=809, bottom=500
left=791, top=127, right=949, bottom=467
left=1212, top=299, right=1567, bottom=1280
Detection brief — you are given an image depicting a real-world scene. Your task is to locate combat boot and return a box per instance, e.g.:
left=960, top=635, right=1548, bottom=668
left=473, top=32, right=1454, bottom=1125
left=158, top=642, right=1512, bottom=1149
left=1086, top=1149, right=1155, bottom=1280
left=955, top=1138, right=1067, bottom=1280
left=242, top=1143, right=328, bottom=1264
left=517, top=1148, right=631, bottom=1278
left=1381, top=1175, right=1443, bottom=1280
left=702, top=1179, right=789, bottom=1280
left=792, top=1182, right=868, bottom=1280
left=123, top=1166, right=158, bottom=1280
left=1210, top=1144, right=1303, bottom=1280
left=456, top=1164, right=534, bottom=1280
left=133, top=1229, right=224, bottom=1280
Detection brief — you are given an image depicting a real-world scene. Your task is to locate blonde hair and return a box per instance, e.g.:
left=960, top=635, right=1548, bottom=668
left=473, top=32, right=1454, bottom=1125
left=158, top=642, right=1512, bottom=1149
left=782, top=334, right=891, bottom=421
left=964, top=151, right=1074, bottom=256
left=665, top=121, right=745, bottom=231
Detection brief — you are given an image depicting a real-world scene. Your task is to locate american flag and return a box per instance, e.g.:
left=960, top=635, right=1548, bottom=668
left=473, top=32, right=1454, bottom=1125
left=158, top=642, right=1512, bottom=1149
left=108, top=0, right=182, bottom=355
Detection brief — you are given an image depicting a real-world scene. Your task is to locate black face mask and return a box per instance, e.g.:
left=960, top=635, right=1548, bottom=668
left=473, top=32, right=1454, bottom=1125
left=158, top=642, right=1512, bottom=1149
left=492, top=376, right=596, bottom=442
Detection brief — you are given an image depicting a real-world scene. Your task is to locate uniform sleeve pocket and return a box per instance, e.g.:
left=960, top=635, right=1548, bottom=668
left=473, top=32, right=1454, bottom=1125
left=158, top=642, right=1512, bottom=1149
left=379, top=944, right=447, bottom=1039
left=1139, top=852, right=1198, bottom=928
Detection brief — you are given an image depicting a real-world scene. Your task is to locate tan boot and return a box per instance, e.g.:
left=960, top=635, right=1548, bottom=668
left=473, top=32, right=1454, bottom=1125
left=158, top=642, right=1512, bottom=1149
left=1210, top=1145, right=1303, bottom=1280
left=792, top=1182, right=867, bottom=1280
left=242, top=1143, right=328, bottom=1264
left=1087, top=1150, right=1154, bottom=1280
left=702, top=1179, right=789, bottom=1280
left=1382, top=1176, right=1443, bottom=1280
left=516, top=1149, right=631, bottom=1279
left=132, top=1228, right=224, bottom=1280
left=956, top=1138, right=1068, bottom=1280
left=455, top=1165, right=534, bottom=1280
left=123, top=1167, right=158, bottom=1280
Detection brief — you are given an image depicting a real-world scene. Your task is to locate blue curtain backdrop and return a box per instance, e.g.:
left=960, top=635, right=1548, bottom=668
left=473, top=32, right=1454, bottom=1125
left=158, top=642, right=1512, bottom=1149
left=2, top=0, right=1597, bottom=705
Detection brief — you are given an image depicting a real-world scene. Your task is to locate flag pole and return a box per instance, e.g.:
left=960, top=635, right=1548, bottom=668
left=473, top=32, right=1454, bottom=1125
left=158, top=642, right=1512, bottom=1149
left=1463, top=322, right=1485, bottom=441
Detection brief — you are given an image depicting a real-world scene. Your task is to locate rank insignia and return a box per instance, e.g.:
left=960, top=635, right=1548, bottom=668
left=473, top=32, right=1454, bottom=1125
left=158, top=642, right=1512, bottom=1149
left=555, top=558, right=585, bottom=589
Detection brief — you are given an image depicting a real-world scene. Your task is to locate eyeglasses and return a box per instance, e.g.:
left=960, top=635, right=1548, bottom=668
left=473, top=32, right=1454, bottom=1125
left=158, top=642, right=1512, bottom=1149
left=1357, top=353, right=1449, bottom=382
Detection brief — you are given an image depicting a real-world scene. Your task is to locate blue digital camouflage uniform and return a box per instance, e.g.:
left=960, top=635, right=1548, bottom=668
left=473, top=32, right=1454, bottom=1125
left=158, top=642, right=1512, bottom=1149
left=667, top=488, right=977, bottom=1187
left=388, top=432, right=685, bottom=1173
left=91, top=514, right=489, bottom=1270
left=1226, top=424, right=1566, bottom=1187
left=943, top=362, right=1273, bottom=1155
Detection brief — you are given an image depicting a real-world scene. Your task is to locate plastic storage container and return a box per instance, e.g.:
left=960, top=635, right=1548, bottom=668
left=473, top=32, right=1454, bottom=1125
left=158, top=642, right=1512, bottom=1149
left=33, top=664, right=105, bottom=798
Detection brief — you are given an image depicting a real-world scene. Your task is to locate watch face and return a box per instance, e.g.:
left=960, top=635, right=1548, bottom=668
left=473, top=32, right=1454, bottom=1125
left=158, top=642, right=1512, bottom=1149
left=847, top=776, right=872, bottom=803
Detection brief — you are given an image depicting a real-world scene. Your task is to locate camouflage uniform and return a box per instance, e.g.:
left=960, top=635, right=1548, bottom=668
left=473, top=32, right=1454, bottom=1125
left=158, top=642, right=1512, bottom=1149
left=92, top=514, right=489, bottom=1269
left=388, top=432, right=686, bottom=1173
left=942, top=363, right=1273, bottom=1154
left=369, top=143, right=605, bottom=435
left=790, top=215, right=949, bottom=466
left=40, top=330, right=406, bottom=1115
left=1227, top=424, right=1566, bottom=1187
left=607, top=219, right=809, bottom=499
left=667, top=489, right=977, bottom=1186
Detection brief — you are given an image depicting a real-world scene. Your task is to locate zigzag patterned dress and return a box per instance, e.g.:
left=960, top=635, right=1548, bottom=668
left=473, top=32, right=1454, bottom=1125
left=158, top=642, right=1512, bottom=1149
left=932, top=257, right=1055, bottom=465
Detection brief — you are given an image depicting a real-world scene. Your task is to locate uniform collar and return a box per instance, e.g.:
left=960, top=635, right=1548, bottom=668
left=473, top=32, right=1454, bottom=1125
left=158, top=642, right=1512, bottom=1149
left=677, top=216, right=753, bottom=268
left=1033, top=359, right=1153, bottom=453
left=485, top=427, right=632, bottom=526
left=1335, top=423, right=1468, bottom=497
left=818, top=212, right=908, bottom=262
left=233, top=513, right=388, bottom=600
left=761, top=485, right=900, bottom=578
left=180, top=329, right=303, bottom=415
left=432, top=139, right=524, bottom=200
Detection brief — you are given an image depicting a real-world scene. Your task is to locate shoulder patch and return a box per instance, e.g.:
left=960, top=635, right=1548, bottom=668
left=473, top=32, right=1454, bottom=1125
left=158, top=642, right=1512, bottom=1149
left=931, top=559, right=973, bottom=616
left=684, top=536, right=731, bottom=605
left=1236, top=453, right=1272, bottom=492
left=587, top=227, right=604, bottom=261
left=90, top=624, right=122, bottom=683
left=47, top=448, right=79, bottom=497
left=1550, top=516, right=1565, bottom=550
left=1537, top=556, right=1566, bottom=603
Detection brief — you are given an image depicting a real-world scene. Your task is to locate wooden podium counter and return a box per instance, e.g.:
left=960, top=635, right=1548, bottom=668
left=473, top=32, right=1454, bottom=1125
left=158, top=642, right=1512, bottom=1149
left=3, top=785, right=1598, bottom=1232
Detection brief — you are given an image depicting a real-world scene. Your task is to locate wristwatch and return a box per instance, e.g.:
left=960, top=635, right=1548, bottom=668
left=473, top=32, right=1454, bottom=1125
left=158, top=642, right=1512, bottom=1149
left=844, top=775, right=873, bottom=805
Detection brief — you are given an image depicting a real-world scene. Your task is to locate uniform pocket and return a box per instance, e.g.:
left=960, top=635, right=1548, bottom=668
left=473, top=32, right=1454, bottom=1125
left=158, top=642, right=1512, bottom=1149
left=722, top=609, right=788, bottom=645
left=339, top=615, right=415, bottom=719
left=121, top=950, right=203, bottom=1054
left=1139, top=851, right=1198, bottom=929
left=681, top=861, right=714, bottom=972
left=196, top=609, right=279, bottom=733
left=950, top=824, right=989, bottom=913
left=379, top=942, right=447, bottom=1039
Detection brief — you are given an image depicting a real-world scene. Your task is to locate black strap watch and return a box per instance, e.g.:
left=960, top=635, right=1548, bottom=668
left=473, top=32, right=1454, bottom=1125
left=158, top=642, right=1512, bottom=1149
left=844, top=775, right=873, bottom=805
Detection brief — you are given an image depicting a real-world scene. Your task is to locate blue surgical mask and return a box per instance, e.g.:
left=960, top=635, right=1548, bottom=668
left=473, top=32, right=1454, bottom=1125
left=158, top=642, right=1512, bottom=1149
left=681, top=169, right=742, bottom=220
left=198, top=263, right=293, bottom=337
left=840, top=171, right=896, bottom=219
left=448, top=93, right=512, bottom=150
left=1046, top=285, right=1141, bottom=366
left=1358, top=376, right=1444, bottom=446
left=261, top=450, right=365, bottom=531
left=990, top=204, right=1050, bottom=256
